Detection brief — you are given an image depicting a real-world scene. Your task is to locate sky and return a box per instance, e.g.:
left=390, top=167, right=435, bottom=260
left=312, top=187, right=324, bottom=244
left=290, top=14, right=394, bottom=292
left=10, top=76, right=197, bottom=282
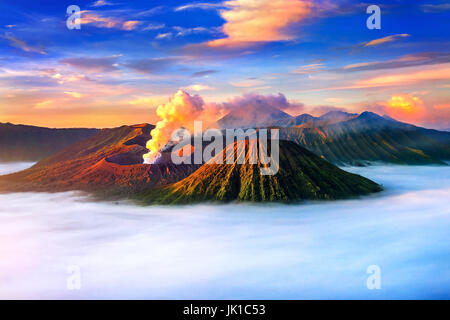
left=0, top=0, right=449, bottom=129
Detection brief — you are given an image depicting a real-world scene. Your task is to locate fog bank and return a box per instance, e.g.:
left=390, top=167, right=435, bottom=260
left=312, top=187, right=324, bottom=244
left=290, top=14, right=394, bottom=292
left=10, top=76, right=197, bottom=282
left=0, top=165, right=449, bottom=299
left=0, top=162, right=35, bottom=175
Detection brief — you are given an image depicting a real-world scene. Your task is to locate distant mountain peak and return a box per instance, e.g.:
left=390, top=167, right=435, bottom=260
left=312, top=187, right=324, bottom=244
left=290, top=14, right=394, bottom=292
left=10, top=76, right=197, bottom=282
left=218, top=103, right=292, bottom=129
left=357, top=111, right=385, bottom=121
left=318, top=110, right=357, bottom=121
left=295, top=113, right=315, bottom=120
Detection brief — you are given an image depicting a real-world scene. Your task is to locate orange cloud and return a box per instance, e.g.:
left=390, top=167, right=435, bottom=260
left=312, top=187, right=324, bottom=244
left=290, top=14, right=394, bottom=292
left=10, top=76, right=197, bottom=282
left=375, top=94, right=450, bottom=129
left=64, top=91, right=85, bottom=98
left=34, top=100, right=54, bottom=109
left=353, top=64, right=450, bottom=88
left=380, top=94, right=427, bottom=124
left=80, top=11, right=140, bottom=30
left=364, top=34, right=410, bottom=47
left=80, top=11, right=118, bottom=28
left=207, top=0, right=313, bottom=48
left=387, top=95, right=423, bottom=112
left=292, top=63, right=325, bottom=74
left=4, top=34, right=47, bottom=55
left=122, top=21, right=140, bottom=31
left=343, top=62, right=372, bottom=70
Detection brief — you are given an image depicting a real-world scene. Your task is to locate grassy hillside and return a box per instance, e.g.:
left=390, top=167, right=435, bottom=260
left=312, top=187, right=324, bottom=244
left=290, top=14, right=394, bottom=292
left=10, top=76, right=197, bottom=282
left=139, top=140, right=382, bottom=204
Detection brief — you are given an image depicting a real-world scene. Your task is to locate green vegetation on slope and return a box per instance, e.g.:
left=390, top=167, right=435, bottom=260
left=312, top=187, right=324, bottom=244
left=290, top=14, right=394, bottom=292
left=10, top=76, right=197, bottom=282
left=139, top=140, right=382, bottom=204
left=280, top=112, right=450, bottom=165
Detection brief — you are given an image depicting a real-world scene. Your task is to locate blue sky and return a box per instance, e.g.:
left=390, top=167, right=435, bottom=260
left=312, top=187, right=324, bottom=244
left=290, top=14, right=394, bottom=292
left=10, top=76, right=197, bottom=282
left=0, top=0, right=449, bottom=128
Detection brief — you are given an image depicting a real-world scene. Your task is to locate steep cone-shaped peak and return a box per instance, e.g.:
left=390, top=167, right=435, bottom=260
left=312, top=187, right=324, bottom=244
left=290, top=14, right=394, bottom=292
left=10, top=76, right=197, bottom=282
left=140, top=140, right=382, bottom=204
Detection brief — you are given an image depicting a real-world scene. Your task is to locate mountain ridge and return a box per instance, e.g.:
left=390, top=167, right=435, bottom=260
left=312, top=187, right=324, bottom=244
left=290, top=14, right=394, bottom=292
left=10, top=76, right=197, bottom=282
left=0, top=124, right=200, bottom=195
left=280, top=112, right=450, bottom=165
left=0, top=122, right=99, bottom=162
left=0, top=123, right=382, bottom=203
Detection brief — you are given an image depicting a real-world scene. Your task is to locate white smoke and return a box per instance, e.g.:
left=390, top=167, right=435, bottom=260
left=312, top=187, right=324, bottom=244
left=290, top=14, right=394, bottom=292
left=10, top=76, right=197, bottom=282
left=143, top=90, right=222, bottom=164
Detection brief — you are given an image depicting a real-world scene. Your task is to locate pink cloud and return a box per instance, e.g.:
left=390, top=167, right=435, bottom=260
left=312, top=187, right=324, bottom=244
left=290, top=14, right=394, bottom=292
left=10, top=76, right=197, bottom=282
left=207, top=0, right=314, bottom=48
left=364, top=34, right=410, bottom=47
left=79, top=11, right=140, bottom=30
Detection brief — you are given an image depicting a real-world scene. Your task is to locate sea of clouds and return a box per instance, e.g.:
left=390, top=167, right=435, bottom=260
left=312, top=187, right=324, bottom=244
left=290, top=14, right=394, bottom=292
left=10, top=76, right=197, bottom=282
left=0, top=162, right=35, bottom=175
left=0, top=164, right=449, bottom=299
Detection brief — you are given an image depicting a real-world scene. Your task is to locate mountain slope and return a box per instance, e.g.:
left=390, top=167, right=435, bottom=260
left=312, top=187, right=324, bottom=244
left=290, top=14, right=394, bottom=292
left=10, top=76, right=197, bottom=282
left=139, top=140, right=382, bottom=204
left=280, top=112, right=450, bottom=165
left=0, top=124, right=200, bottom=195
left=318, top=111, right=357, bottom=122
left=270, top=113, right=316, bottom=127
left=0, top=122, right=99, bottom=162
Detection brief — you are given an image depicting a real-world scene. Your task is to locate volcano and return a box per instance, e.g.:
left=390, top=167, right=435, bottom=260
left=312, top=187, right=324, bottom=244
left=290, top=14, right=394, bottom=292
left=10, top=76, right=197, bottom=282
left=0, top=124, right=200, bottom=196
left=139, top=140, right=382, bottom=204
left=1, top=123, right=382, bottom=204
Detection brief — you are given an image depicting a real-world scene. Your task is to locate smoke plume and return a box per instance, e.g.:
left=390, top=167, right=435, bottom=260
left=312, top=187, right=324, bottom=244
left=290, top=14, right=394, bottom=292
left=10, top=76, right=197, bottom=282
left=143, top=90, right=221, bottom=164
left=143, top=91, right=303, bottom=164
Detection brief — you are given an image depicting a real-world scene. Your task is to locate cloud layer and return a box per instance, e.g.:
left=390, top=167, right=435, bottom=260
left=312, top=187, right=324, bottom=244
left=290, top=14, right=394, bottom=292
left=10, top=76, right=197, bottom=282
left=0, top=165, right=449, bottom=299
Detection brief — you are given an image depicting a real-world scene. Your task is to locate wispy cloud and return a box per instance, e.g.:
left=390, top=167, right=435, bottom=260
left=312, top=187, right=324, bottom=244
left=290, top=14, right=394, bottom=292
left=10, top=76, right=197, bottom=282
left=79, top=11, right=140, bottom=30
left=136, top=6, right=166, bottom=17
left=229, top=79, right=266, bottom=88
left=340, top=52, right=450, bottom=72
left=3, top=34, right=47, bottom=55
left=291, top=63, right=325, bottom=74
left=79, top=11, right=118, bottom=28
left=174, top=2, right=223, bottom=12
left=63, top=91, right=85, bottom=98
left=155, top=32, right=173, bottom=40
left=90, top=0, right=115, bottom=7
left=124, top=58, right=177, bottom=74
left=352, top=64, right=450, bottom=88
left=122, top=21, right=141, bottom=31
left=363, top=34, right=410, bottom=47
left=173, top=26, right=212, bottom=37
left=34, top=100, right=54, bottom=109
left=420, top=3, right=450, bottom=13
left=190, top=70, right=218, bottom=78
left=60, top=56, right=120, bottom=73
left=143, top=23, right=165, bottom=31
